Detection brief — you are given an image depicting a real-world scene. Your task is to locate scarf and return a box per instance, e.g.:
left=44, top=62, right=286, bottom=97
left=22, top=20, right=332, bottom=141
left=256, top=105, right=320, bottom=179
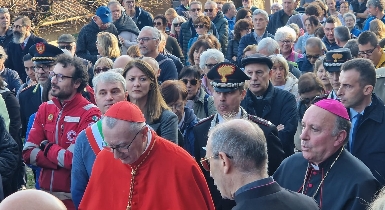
left=114, top=12, right=140, bottom=35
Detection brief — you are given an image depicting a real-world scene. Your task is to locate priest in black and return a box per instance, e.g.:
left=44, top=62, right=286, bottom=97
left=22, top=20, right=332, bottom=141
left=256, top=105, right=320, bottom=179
left=204, top=118, right=319, bottom=210
left=273, top=99, right=380, bottom=210
left=193, top=62, right=285, bottom=210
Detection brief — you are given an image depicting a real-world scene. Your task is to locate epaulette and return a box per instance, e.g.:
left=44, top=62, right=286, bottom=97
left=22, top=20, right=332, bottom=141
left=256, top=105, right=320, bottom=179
left=248, top=115, right=272, bottom=127
left=196, top=115, right=215, bottom=126
left=20, top=83, right=38, bottom=93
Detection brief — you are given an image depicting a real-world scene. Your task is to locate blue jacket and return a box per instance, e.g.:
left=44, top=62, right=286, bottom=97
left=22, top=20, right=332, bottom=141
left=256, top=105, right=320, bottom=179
left=175, top=4, right=189, bottom=19
left=351, top=27, right=362, bottom=38
left=180, top=107, right=198, bottom=156
left=241, top=82, right=298, bottom=157
left=322, top=36, right=340, bottom=51
left=212, top=11, right=229, bottom=54
left=25, top=113, right=40, bottom=190
left=363, top=15, right=385, bottom=31
left=133, top=7, right=153, bottom=30
left=1, top=68, right=22, bottom=93
left=297, top=54, right=314, bottom=73
left=237, top=31, right=274, bottom=66
left=155, top=53, right=178, bottom=83
left=348, top=94, right=385, bottom=186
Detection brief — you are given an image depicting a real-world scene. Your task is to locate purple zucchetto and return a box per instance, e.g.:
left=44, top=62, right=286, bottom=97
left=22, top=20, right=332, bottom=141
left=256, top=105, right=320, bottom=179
left=314, top=99, right=350, bottom=121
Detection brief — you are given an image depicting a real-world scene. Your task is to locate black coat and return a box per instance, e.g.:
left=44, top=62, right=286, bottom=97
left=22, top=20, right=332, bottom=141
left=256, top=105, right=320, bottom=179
left=0, top=90, right=22, bottom=151
left=266, top=10, right=297, bottom=35
left=5, top=33, right=46, bottom=82
left=233, top=179, right=319, bottom=210
left=241, top=82, right=298, bottom=157
left=193, top=114, right=285, bottom=210
left=226, top=39, right=239, bottom=64
left=0, top=29, right=13, bottom=53
left=18, top=84, right=42, bottom=138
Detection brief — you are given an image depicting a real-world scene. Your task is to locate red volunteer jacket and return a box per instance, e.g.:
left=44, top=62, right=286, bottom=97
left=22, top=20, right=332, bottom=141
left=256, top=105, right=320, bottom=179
left=23, top=93, right=101, bottom=193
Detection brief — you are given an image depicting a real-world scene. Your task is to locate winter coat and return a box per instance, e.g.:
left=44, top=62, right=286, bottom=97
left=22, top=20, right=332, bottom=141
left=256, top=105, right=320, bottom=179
left=114, top=12, right=140, bottom=54
left=322, top=36, right=340, bottom=51
left=267, top=10, right=298, bottom=35
left=180, top=107, right=199, bottom=156
left=297, top=54, right=314, bottom=73
left=237, top=31, right=274, bottom=66
left=226, top=39, right=239, bottom=64
left=282, top=73, right=299, bottom=101
left=212, top=11, right=229, bottom=54
left=193, top=88, right=216, bottom=120
left=133, top=7, right=153, bottom=30
left=0, top=68, right=22, bottom=93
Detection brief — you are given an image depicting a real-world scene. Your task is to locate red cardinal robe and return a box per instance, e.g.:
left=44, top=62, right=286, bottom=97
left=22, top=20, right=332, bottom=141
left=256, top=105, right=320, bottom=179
left=79, top=130, right=215, bottom=210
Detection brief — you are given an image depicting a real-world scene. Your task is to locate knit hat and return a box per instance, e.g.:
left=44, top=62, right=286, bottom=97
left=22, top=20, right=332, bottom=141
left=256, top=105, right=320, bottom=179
left=314, top=99, right=350, bottom=120
left=104, top=101, right=145, bottom=123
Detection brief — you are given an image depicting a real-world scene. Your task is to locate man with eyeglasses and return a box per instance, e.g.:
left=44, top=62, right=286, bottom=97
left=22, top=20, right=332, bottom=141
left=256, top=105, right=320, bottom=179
left=322, top=16, right=341, bottom=51
left=267, top=0, right=298, bottom=35
left=76, top=6, right=118, bottom=64
left=23, top=54, right=101, bottom=210
left=5, top=16, right=46, bottom=83
left=175, top=0, right=191, bottom=19
left=122, top=0, right=153, bottom=30
left=204, top=119, right=319, bottom=210
left=204, top=1, right=228, bottom=54
left=193, top=61, right=285, bottom=210
left=0, top=8, right=13, bottom=51
left=78, top=101, right=214, bottom=209
left=297, top=37, right=327, bottom=73
left=180, top=1, right=218, bottom=61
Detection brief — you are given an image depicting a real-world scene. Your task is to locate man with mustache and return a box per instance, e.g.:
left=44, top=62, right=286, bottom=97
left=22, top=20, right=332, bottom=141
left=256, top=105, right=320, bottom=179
left=5, top=16, right=46, bottom=83
left=193, top=61, right=285, bottom=210
left=273, top=99, right=380, bottom=210
left=0, top=8, right=13, bottom=51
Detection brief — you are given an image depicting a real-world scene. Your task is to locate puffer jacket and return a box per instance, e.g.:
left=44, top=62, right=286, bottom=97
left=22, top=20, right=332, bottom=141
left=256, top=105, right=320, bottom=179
left=212, top=11, right=228, bottom=54
left=180, top=107, right=199, bottom=156
left=226, top=39, right=239, bottom=64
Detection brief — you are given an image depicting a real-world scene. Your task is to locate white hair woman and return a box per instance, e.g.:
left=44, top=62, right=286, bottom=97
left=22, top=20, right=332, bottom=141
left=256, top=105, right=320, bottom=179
left=269, top=54, right=299, bottom=101
left=199, top=49, right=225, bottom=95
left=170, top=16, right=186, bottom=43
left=275, top=26, right=303, bottom=62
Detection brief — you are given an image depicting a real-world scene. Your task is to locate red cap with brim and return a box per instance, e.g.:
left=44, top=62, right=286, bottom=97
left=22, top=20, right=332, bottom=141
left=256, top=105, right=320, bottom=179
left=104, top=101, right=145, bottom=123
left=314, top=99, right=350, bottom=121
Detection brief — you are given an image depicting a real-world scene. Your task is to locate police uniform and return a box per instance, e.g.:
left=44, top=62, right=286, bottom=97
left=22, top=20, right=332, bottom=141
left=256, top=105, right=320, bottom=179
left=323, top=48, right=352, bottom=100
left=192, top=62, right=285, bottom=210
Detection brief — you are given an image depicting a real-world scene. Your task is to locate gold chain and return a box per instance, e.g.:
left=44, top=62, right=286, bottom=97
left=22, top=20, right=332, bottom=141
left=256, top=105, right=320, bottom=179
left=301, top=148, right=344, bottom=198
left=126, top=139, right=156, bottom=210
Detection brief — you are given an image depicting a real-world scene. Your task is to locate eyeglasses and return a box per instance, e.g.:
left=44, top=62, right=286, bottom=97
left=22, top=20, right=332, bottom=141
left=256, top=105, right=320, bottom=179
left=168, top=102, right=184, bottom=111
left=34, top=64, right=54, bottom=72
left=181, top=78, right=198, bottom=86
left=280, top=40, right=293, bottom=44
left=190, top=8, right=201, bottom=12
left=104, top=125, right=145, bottom=153
left=194, top=24, right=205, bottom=29
left=153, top=22, right=162, bottom=26
left=49, top=71, right=73, bottom=82
left=205, top=63, right=218, bottom=69
left=58, top=45, right=72, bottom=51
left=136, top=37, right=158, bottom=43
left=358, top=47, right=377, bottom=57
left=306, top=54, right=322, bottom=60
left=173, top=22, right=183, bottom=27
left=204, top=9, right=214, bottom=12
left=94, top=67, right=110, bottom=74
left=200, top=153, right=233, bottom=171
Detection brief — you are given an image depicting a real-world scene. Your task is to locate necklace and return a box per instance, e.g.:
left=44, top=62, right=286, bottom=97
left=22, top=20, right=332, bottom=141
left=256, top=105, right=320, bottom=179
left=126, top=139, right=156, bottom=210
left=300, top=148, right=344, bottom=198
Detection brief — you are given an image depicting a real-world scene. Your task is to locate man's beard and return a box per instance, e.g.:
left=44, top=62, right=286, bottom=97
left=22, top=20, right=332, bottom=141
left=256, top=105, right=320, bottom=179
left=13, top=31, right=25, bottom=44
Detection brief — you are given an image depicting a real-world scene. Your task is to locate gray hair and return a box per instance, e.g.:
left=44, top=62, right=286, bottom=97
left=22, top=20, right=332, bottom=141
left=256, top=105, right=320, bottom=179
left=190, top=1, right=202, bottom=7
left=331, top=116, right=351, bottom=144
left=141, top=26, right=161, bottom=40
left=253, top=9, right=269, bottom=21
left=274, top=26, right=297, bottom=42
left=344, top=39, right=359, bottom=58
left=271, top=3, right=283, bottom=10
left=205, top=1, right=217, bottom=7
left=334, top=26, right=351, bottom=42
left=222, top=2, right=235, bottom=14
left=306, top=37, right=327, bottom=52
left=107, top=0, right=123, bottom=8
left=343, top=12, right=356, bottom=23
left=0, top=46, right=8, bottom=61
left=103, top=116, right=145, bottom=132
left=0, top=8, right=9, bottom=14
left=92, top=70, right=127, bottom=93
left=257, top=37, right=280, bottom=56
left=367, top=0, right=385, bottom=11
left=208, top=119, right=268, bottom=174
left=199, top=49, right=224, bottom=70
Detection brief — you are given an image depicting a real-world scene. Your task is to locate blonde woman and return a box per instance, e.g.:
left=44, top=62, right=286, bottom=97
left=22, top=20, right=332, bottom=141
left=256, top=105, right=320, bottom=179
left=270, top=55, right=299, bottom=101
left=171, top=16, right=186, bottom=42
left=96, top=32, right=120, bottom=60
left=93, top=57, right=113, bottom=75
left=165, top=8, right=178, bottom=31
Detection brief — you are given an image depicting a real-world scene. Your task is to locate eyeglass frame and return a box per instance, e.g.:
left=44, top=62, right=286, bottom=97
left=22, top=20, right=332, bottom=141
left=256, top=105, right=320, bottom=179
left=58, top=44, right=73, bottom=51
left=358, top=46, right=377, bottom=57
left=173, top=22, right=183, bottom=27
left=181, top=78, right=199, bottom=86
left=34, top=64, right=54, bottom=72
left=104, top=125, right=146, bottom=153
left=168, top=102, right=184, bottom=111
left=136, top=37, right=158, bottom=43
left=49, top=71, right=74, bottom=82
left=204, top=9, right=214, bottom=12
left=153, top=21, right=162, bottom=26
left=194, top=24, right=206, bottom=29
left=190, top=8, right=201, bottom=12
left=200, top=153, right=233, bottom=171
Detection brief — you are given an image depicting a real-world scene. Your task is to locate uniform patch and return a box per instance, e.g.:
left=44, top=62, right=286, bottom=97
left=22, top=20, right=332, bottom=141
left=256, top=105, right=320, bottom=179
left=64, top=116, right=80, bottom=123
left=36, top=43, right=45, bottom=54
left=48, top=114, right=53, bottom=121
left=67, top=130, right=77, bottom=143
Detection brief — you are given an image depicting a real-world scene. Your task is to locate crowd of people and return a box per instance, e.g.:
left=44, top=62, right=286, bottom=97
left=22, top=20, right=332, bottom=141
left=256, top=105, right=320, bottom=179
left=1, top=0, right=385, bottom=209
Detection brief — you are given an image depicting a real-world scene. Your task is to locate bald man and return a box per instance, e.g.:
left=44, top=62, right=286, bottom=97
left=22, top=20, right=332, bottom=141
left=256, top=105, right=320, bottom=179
left=0, top=189, right=67, bottom=210
left=113, top=55, right=133, bottom=69
left=297, top=37, right=327, bottom=73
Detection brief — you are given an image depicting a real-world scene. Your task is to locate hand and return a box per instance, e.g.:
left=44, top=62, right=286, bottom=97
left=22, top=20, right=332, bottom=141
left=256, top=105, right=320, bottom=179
left=39, top=140, right=49, bottom=151
left=277, top=124, right=285, bottom=131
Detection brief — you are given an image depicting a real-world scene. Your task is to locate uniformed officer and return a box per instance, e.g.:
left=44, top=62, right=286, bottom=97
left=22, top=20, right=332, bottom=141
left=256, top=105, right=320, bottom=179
left=192, top=62, right=285, bottom=210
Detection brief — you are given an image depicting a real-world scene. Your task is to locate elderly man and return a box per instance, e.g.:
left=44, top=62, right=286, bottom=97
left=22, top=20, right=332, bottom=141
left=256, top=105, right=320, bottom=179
left=205, top=1, right=228, bottom=54
left=334, top=26, right=350, bottom=47
left=138, top=26, right=177, bottom=82
left=323, top=16, right=341, bottom=51
left=71, top=71, right=128, bottom=208
left=267, top=0, right=298, bottom=35
left=273, top=99, right=380, bottom=210
left=240, top=54, right=298, bottom=157
left=0, top=8, right=12, bottom=51
left=194, top=61, right=285, bottom=210
left=23, top=54, right=101, bottom=209
left=76, top=6, right=118, bottom=64
left=344, top=39, right=359, bottom=58
left=222, top=2, right=236, bottom=37
left=237, top=9, right=273, bottom=66
left=205, top=119, right=319, bottom=209
left=338, top=58, right=385, bottom=187
left=123, top=0, right=152, bottom=30
left=363, top=0, right=385, bottom=31
left=343, top=13, right=361, bottom=38
left=296, top=37, right=327, bottom=73
left=57, top=34, right=77, bottom=56
left=79, top=101, right=214, bottom=209
left=5, top=16, right=46, bottom=82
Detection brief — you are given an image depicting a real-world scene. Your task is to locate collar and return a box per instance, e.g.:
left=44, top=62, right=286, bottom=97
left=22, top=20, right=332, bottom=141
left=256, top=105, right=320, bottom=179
left=210, top=107, right=248, bottom=130
left=51, top=92, right=84, bottom=110
left=309, top=147, right=344, bottom=169
left=217, top=109, right=242, bottom=124
left=224, top=15, right=235, bottom=22
left=376, top=51, right=385, bottom=68
left=23, top=34, right=31, bottom=46
left=234, top=177, right=274, bottom=197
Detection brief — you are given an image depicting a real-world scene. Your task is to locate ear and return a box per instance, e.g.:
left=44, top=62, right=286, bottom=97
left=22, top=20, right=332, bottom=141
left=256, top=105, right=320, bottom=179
left=333, top=130, right=347, bottom=147
left=269, top=69, right=273, bottom=78
left=363, top=84, right=374, bottom=96
left=240, top=89, right=247, bottom=100
left=124, top=90, right=129, bottom=99
left=218, top=152, right=232, bottom=174
left=73, top=79, right=81, bottom=89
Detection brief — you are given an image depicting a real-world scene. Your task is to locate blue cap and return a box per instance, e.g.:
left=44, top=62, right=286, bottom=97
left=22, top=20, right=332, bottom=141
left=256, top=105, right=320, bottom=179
left=96, top=6, right=112, bottom=24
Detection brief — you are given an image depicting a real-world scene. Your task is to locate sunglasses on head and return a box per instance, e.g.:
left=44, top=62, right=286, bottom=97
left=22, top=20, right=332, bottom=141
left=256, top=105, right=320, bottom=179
left=173, top=22, right=183, bottom=27
left=190, top=8, right=201, bottom=12
left=194, top=24, right=205, bottom=29
left=153, top=22, right=162, bottom=26
left=181, top=78, right=199, bottom=86
left=94, top=67, right=110, bottom=74
left=204, top=9, right=214, bottom=12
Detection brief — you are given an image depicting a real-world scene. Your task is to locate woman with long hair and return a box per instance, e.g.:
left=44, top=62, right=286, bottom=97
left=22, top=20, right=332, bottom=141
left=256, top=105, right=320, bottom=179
left=96, top=32, right=120, bottom=61
left=123, top=59, right=178, bottom=143
left=171, top=16, right=186, bottom=42
left=227, top=19, right=252, bottom=63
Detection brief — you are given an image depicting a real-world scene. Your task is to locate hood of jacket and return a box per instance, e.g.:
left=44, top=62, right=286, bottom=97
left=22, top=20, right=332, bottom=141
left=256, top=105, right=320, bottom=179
left=114, top=12, right=140, bottom=35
